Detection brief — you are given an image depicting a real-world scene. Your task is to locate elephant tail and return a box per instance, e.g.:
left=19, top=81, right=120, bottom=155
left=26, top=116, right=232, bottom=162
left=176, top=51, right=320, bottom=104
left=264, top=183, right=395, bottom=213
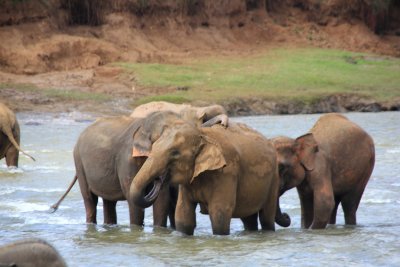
left=49, top=175, right=78, bottom=213
left=2, top=126, right=36, bottom=162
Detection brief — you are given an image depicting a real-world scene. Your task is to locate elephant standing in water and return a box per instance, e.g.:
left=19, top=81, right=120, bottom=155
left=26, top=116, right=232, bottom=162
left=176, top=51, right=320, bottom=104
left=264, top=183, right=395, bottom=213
left=0, top=103, right=35, bottom=167
left=51, top=105, right=228, bottom=227
left=273, top=113, right=375, bottom=229
left=129, top=113, right=280, bottom=235
left=0, top=238, right=66, bottom=267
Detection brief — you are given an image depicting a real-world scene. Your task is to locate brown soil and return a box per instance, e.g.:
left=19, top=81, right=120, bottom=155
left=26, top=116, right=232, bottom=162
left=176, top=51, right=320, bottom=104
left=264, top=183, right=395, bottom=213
left=0, top=0, right=399, bottom=116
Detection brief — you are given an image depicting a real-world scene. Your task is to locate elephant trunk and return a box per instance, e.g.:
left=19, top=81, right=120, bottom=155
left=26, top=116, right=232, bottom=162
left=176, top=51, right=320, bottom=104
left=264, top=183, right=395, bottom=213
left=129, top=155, right=168, bottom=209
left=2, top=124, right=35, bottom=162
left=275, top=197, right=291, bottom=227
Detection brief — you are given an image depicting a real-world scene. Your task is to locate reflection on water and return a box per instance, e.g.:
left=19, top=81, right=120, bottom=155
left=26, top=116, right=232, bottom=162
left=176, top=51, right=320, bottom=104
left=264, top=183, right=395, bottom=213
left=0, top=112, right=399, bottom=266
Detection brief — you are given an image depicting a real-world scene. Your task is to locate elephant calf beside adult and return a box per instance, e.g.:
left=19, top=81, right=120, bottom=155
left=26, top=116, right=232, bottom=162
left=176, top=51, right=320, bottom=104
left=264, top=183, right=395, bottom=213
left=130, top=114, right=280, bottom=235
left=51, top=106, right=228, bottom=228
left=273, top=113, right=375, bottom=229
left=0, top=102, right=35, bottom=167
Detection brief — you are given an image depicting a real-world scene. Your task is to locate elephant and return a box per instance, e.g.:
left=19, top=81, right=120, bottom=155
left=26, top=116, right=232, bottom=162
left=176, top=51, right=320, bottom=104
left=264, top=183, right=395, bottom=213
left=129, top=113, right=280, bottom=235
left=0, top=238, right=66, bottom=267
left=272, top=113, right=375, bottom=229
left=0, top=103, right=35, bottom=167
left=51, top=109, right=227, bottom=227
left=130, top=101, right=228, bottom=127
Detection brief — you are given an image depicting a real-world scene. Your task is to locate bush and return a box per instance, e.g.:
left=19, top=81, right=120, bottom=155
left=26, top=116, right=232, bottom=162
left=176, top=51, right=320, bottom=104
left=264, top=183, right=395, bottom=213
left=60, top=0, right=107, bottom=26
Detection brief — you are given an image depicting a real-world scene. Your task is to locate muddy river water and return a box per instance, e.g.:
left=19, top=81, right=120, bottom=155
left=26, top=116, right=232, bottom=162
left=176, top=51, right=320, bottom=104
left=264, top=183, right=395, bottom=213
left=0, top=112, right=399, bottom=266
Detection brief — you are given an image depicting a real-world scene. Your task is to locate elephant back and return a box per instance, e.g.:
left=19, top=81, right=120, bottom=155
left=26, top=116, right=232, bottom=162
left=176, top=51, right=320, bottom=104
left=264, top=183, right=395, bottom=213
left=202, top=122, right=276, bottom=173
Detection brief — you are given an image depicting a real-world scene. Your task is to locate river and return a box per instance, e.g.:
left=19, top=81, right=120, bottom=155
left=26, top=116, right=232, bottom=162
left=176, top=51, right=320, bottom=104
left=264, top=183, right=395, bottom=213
left=0, top=112, right=399, bottom=266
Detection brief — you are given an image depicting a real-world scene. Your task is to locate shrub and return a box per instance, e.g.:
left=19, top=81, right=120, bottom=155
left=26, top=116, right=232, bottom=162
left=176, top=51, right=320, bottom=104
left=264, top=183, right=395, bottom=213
left=60, top=0, right=107, bottom=26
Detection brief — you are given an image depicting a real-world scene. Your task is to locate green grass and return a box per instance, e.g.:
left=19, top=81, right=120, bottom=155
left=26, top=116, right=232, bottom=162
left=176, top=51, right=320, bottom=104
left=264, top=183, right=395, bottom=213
left=117, top=48, right=400, bottom=105
left=43, top=89, right=110, bottom=101
left=0, top=83, right=111, bottom=102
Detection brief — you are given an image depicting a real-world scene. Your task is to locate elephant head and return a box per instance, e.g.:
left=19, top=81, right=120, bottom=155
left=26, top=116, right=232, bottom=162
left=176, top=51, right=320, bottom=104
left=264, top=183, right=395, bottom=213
left=272, top=133, right=319, bottom=227
left=131, top=111, right=185, bottom=157
left=129, top=122, right=226, bottom=208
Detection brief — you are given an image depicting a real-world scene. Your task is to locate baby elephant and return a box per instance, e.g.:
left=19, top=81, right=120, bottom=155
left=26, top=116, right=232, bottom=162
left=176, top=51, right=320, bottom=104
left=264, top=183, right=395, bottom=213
left=273, top=113, right=375, bottom=229
left=0, top=238, right=66, bottom=267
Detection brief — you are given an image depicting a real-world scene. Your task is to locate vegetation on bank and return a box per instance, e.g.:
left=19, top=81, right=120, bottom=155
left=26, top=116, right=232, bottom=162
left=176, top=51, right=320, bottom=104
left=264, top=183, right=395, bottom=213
left=1, top=48, right=399, bottom=112
left=118, top=48, right=400, bottom=106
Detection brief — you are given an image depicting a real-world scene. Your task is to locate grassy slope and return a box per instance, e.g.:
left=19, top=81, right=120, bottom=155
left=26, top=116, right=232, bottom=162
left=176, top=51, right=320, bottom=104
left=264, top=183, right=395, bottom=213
left=118, top=48, right=400, bottom=105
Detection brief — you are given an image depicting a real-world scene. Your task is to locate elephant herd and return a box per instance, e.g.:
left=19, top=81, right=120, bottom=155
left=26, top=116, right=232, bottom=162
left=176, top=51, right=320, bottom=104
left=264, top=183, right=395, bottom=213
left=1, top=101, right=375, bottom=264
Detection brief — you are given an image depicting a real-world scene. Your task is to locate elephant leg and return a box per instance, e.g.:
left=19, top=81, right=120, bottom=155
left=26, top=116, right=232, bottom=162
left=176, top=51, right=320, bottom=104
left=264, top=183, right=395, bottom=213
left=83, top=192, right=98, bottom=224
left=175, top=187, right=197, bottom=235
left=241, top=213, right=258, bottom=231
left=341, top=189, right=364, bottom=225
left=298, top=191, right=314, bottom=229
left=152, top=184, right=170, bottom=227
left=208, top=193, right=235, bottom=235
left=103, top=199, right=117, bottom=225
left=329, top=197, right=341, bottom=225
left=77, top=174, right=98, bottom=223
left=259, top=177, right=279, bottom=231
left=76, top=162, right=98, bottom=224
left=5, top=145, right=19, bottom=167
left=202, top=114, right=228, bottom=128
left=128, top=202, right=144, bottom=226
left=168, top=204, right=176, bottom=229
left=209, top=206, right=232, bottom=235
left=168, top=186, right=178, bottom=229
left=311, top=186, right=335, bottom=229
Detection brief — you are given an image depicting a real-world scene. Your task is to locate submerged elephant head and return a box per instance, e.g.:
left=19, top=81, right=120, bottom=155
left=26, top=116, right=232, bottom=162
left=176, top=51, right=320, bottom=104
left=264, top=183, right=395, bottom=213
left=129, top=121, right=226, bottom=208
left=272, top=133, right=319, bottom=227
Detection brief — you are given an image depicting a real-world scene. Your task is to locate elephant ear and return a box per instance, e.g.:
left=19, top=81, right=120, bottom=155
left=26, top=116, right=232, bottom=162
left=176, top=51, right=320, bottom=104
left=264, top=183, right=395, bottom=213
left=191, top=135, right=226, bottom=183
left=131, top=125, right=151, bottom=158
left=295, top=133, right=318, bottom=171
left=196, top=110, right=207, bottom=122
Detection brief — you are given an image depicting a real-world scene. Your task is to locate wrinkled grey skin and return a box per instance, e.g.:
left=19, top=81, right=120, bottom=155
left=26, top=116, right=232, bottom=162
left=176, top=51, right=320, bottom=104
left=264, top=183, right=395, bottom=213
left=0, top=238, right=66, bottom=267
left=273, top=113, right=375, bottom=229
left=0, top=103, right=35, bottom=167
left=51, top=111, right=226, bottom=227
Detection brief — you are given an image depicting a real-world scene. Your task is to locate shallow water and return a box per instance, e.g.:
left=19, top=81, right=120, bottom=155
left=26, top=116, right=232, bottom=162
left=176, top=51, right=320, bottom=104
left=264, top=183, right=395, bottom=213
left=0, top=112, right=399, bottom=266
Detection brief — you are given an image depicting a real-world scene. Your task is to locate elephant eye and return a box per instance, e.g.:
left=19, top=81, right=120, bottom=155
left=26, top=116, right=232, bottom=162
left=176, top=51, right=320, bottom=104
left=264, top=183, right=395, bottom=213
left=171, top=150, right=180, bottom=158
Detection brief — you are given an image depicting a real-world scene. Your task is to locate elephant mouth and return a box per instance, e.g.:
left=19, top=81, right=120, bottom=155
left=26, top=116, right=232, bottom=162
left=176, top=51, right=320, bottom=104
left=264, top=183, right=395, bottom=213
left=143, top=171, right=168, bottom=204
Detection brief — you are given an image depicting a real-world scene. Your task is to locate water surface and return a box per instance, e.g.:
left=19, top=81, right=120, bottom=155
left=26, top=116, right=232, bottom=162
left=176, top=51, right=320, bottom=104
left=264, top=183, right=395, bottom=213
left=0, top=112, right=399, bottom=266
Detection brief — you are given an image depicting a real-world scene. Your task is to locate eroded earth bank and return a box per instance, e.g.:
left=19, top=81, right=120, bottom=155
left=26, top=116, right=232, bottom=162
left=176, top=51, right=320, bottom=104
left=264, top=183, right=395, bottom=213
left=1, top=0, right=399, bottom=116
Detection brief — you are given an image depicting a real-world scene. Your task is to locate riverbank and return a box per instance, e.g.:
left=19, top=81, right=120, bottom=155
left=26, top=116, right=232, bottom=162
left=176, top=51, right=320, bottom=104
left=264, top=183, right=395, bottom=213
left=1, top=84, right=399, bottom=117
left=1, top=48, right=399, bottom=117
left=1, top=1, right=399, bottom=116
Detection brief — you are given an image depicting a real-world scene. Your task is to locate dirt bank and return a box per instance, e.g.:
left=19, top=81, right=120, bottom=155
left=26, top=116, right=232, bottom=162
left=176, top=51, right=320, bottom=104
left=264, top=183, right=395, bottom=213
left=0, top=0, right=399, bottom=116
left=1, top=81, right=399, bottom=117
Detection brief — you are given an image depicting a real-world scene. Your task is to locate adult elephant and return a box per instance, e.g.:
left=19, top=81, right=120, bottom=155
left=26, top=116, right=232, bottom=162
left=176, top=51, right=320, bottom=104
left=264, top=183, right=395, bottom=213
left=130, top=101, right=228, bottom=127
left=272, top=113, right=375, bottom=229
left=129, top=114, right=279, bottom=235
left=51, top=110, right=226, bottom=227
left=0, top=238, right=66, bottom=267
left=0, top=102, right=35, bottom=167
